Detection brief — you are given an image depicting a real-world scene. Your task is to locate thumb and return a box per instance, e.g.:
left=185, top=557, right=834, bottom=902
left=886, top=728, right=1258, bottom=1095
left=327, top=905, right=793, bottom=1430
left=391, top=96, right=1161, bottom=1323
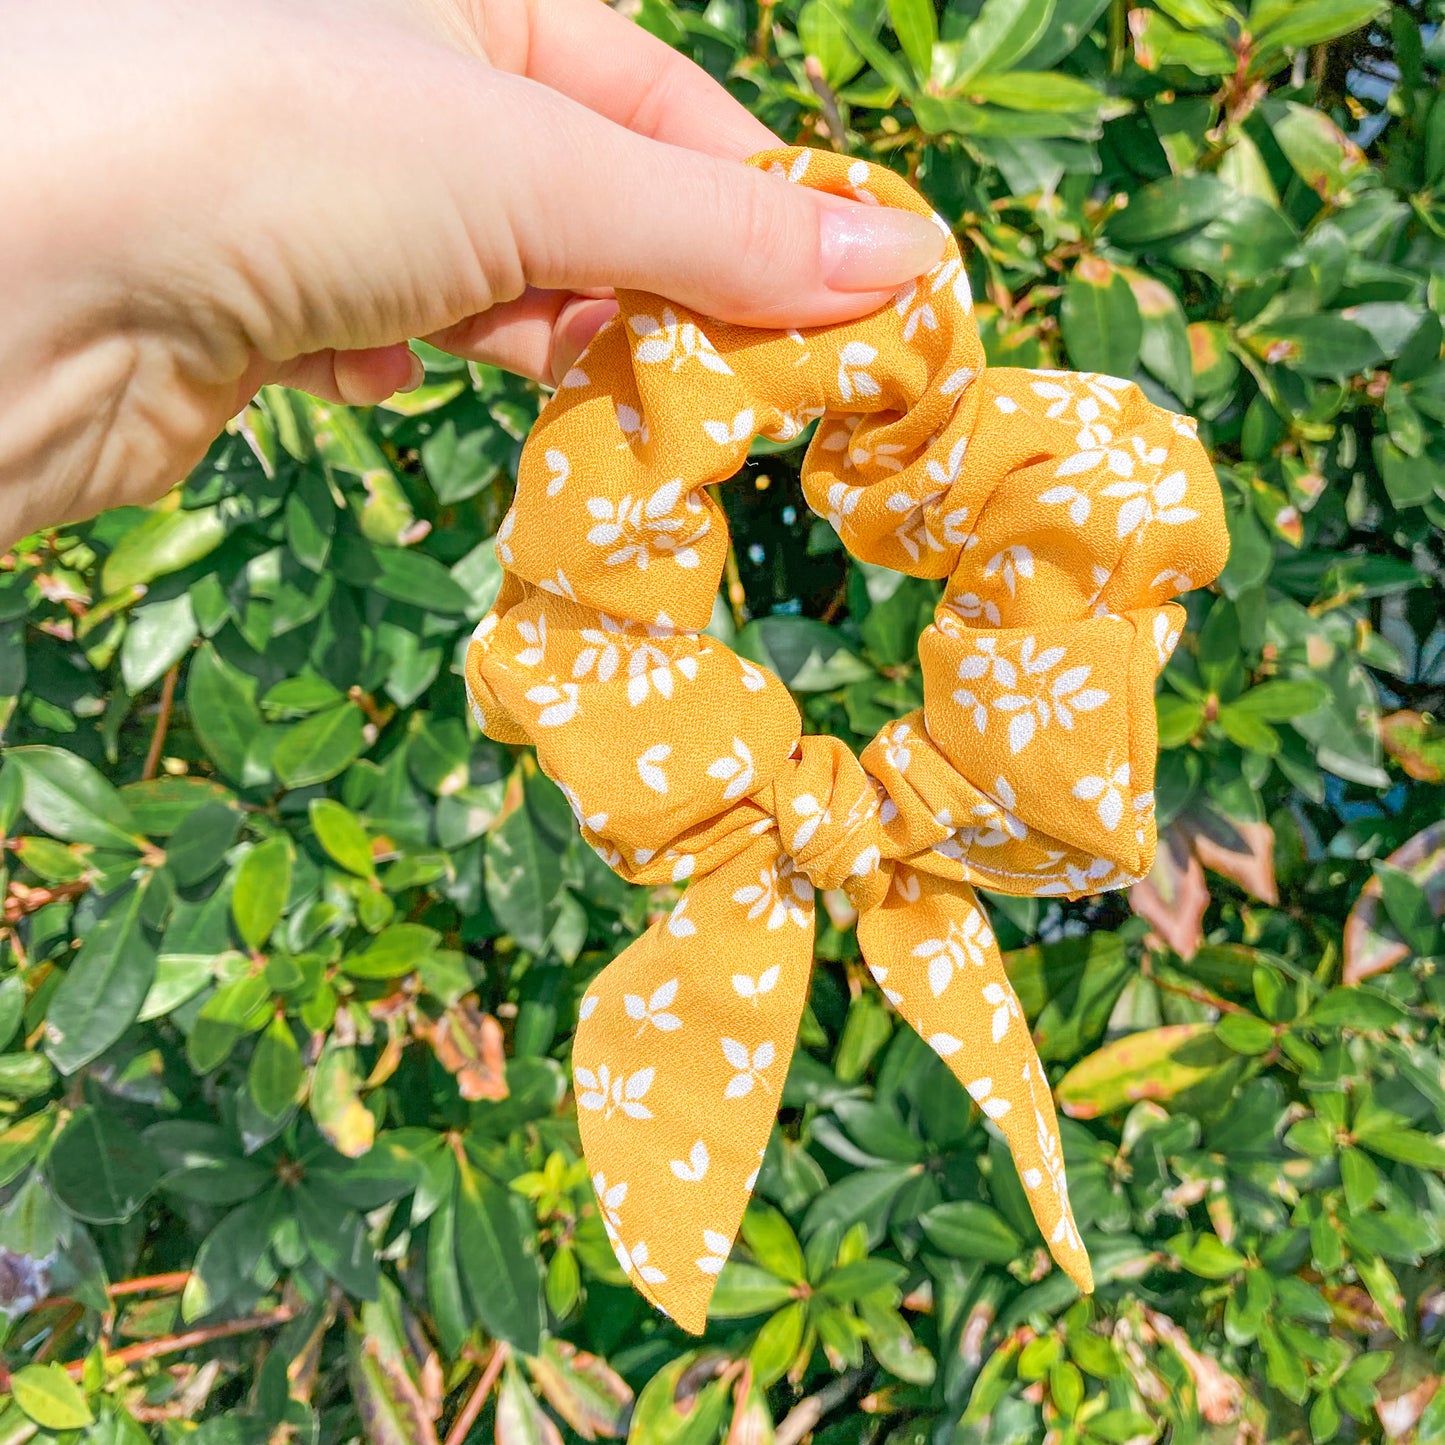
left=488, top=77, right=948, bottom=330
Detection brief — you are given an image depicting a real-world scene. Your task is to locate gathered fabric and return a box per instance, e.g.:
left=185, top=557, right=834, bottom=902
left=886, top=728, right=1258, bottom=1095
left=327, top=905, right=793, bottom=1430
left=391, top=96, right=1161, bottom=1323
left=465, top=147, right=1229, bottom=1335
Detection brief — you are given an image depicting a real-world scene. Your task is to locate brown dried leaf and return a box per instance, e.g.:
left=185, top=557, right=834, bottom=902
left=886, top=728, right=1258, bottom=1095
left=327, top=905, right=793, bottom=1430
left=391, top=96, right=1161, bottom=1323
left=1129, top=822, right=1210, bottom=959
left=1189, top=813, right=1278, bottom=905
left=1344, top=821, right=1445, bottom=983
left=526, top=1340, right=633, bottom=1440
left=1380, top=710, right=1445, bottom=783
left=428, top=996, right=508, bottom=1102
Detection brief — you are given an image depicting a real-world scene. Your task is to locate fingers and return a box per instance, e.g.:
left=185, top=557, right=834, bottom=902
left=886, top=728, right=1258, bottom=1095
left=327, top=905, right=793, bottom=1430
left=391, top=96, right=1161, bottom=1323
left=480, top=0, right=780, bottom=160
left=426, top=289, right=620, bottom=386
left=485, top=77, right=946, bottom=330
left=270, top=344, right=422, bottom=406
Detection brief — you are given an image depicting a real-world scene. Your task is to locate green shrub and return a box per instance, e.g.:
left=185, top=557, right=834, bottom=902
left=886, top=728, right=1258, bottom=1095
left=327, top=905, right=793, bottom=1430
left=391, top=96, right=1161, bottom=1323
left=2, top=1, right=1445, bottom=1441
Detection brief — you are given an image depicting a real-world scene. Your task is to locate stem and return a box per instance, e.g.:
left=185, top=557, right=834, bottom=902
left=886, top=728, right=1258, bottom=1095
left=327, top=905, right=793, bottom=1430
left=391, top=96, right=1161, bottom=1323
left=803, top=56, right=847, bottom=151
left=444, top=1344, right=509, bottom=1445
left=775, top=1368, right=869, bottom=1445
left=142, top=664, right=180, bottom=781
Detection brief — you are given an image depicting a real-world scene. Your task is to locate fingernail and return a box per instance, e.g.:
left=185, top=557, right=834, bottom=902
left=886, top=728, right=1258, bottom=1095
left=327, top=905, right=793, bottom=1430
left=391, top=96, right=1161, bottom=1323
left=819, top=202, right=947, bottom=292
left=400, top=350, right=425, bottom=393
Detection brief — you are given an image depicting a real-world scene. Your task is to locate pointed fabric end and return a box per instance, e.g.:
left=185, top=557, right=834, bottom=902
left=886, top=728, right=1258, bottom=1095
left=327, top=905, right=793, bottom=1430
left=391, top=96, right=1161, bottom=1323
left=1064, top=1252, right=1095, bottom=1296
left=570, top=834, right=816, bottom=1342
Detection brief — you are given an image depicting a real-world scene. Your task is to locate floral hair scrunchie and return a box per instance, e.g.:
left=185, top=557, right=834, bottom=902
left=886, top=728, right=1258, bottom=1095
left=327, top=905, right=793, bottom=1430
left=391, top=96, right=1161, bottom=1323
left=465, top=146, right=1229, bottom=1334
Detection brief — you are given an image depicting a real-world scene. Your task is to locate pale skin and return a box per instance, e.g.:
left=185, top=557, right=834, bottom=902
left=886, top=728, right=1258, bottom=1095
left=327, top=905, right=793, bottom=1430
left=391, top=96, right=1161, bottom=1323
left=0, top=0, right=946, bottom=550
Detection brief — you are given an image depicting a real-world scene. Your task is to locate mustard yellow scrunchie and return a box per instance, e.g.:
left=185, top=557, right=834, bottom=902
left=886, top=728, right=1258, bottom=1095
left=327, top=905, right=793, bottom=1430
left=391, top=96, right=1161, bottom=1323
left=465, top=147, right=1228, bottom=1334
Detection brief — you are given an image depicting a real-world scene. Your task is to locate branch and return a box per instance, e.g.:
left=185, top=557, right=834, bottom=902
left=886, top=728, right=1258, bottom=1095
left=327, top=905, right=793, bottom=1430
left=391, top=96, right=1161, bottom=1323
left=142, top=664, right=180, bottom=781
left=775, top=1368, right=869, bottom=1445
left=444, top=1344, right=509, bottom=1445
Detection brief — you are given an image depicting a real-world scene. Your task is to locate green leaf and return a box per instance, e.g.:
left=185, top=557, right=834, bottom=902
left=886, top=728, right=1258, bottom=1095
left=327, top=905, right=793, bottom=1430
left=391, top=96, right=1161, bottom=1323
left=309, top=797, right=376, bottom=877
left=1230, top=678, right=1328, bottom=722
left=165, top=801, right=242, bottom=887
left=342, top=923, right=438, bottom=980
left=949, top=0, right=1055, bottom=85
left=1167, top=1232, right=1248, bottom=1279
left=8, top=745, right=142, bottom=850
left=1249, top=315, right=1387, bottom=381
left=455, top=1161, right=544, bottom=1352
left=1356, top=1123, right=1445, bottom=1170
left=186, top=643, right=266, bottom=786
left=9, top=1362, right=94, bottom=1430
left=272, top=703, right=368, bottom=789
left=485, top=798, right=562, bottom=956
left=750, top=1300, right=806, bottom=1387
left=887, top=0, right=936, bottom=79
left=495, top=1363, right=560, bottom=1445
left=964, top=70, right=1107, bottom=113
left=735, top=616, right=872, bottom=692
left=1216, top=1012, right=1276, bottom=1056
left=1372, top=862, right=1439, bottom=956
left=1129, top=9, right=1235, bottom=72
left=740, top=1202, right=807, bottom=1283
left=706, top=1262, right=797, bottom=1319
left=1252, top=0, right=1385, bottom=54
left=46, top=884, right=158, bottom=1074
left=332, top=534, right=474, bottom=614
left=1061, top=260, right=1142, bottom=378
left=101, top=505, right=226, bottom=595
left=248, top=1015, right=303, bottom=1119
left=1056, top=1024, right=1232, bottom=1117
left=920, top=1200, right=1024, bottom=1262
left=1106, top=175, right=1227, bottom=246
left=231, top=836, right=292, bottom=951
left=47, top=1106, right=162, bottom=1224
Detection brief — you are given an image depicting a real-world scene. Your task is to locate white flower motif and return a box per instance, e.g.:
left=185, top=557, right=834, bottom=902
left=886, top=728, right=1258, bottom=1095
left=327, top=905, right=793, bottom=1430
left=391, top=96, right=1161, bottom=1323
left=667, top=895, right=696, bottom=939
left=1073, top=762, right=1130, bottom=831
left=982, top=981, right=1021, bottom=1043
left=837, top=341, right=880, bottom=402
left=732, top=858, right=812, bottom=930
left=886, top=486, right=948, bottom=563
left=637, top=744, right=671, bottom=794
left=495, top=508, right=516, bottom=565
left=825, top=480, right=864, bottom=533
left=946, top=591, right=1001, bottom=627
left=883, top=722, right=914, bottom=772
left=558, top=782, right=608, bottom=834
left=626, top=643, right=700, bottom=707
left=618, top=1238, right=666, bottom=1285
left=721, top=1038, right=776, bottom=1098
left=912, top=909, right=995, bottom=997
left=1038, top=482, right=1091, bottom=525
left=624, top=978, right=681, bottom=1033
left=706, top=737, right=755, bottom=800
left=573, top=615, right=628, bottom=683
left=559, top=366, right=589, bottom=389
left=735, top=660, right=766, bottom=694
left=585, top=478, right=710, bottom=570
left=525, top=683, right=579, bottom=728
left=631, top=308, right=733, bottom=374
left=575, top=1064, right=655, bottom=1120
left=790, top=793, right=830, bottom=852
left=670, top=1141, right=710, bottom=1182
left=928, top=1033, right=962, bottom=1056
left=983, top=545, right=1034, bottom=598
left=579, top=996, right=599, bottom=1022
left=697, top=1229, right=732, bottom=1274
left=958, top=637, right=1109, bottom=752
left=1101, top=469, right=1198, bottom=539
left=967, top=1077, right=1011, bottom=1120
left=592, top=1172, right=626, bottom=1232
left=733, top=965, right=780, bottom=1000
left=926, top=433, right=969, bottom=489
left=515, top=615, right=546, bottom=668
left=544, top=448, right=570, bottom=497
left=616, top=403, right=649, bottom=445
left=702, top=409, right=754, bottom=445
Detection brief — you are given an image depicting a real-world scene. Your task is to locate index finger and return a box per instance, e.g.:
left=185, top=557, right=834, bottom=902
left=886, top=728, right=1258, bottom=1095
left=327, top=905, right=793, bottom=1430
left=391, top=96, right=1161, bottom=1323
left=483, top=0, right=781, bottom=158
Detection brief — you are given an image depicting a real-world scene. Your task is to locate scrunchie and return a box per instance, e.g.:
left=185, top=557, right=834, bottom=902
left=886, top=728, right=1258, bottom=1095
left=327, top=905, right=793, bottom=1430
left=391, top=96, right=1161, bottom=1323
left=465, top=147, right=1228, bottom=1334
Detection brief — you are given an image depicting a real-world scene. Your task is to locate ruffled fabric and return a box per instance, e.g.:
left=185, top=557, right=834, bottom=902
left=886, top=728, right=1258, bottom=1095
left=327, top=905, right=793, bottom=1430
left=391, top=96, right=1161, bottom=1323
left=465, top=147, right=1228, bottom=1334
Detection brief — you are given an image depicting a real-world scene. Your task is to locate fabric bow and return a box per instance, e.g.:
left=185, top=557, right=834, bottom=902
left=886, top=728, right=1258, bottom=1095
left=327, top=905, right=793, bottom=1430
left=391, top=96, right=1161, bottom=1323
left=465, top=147, right=1229, bottom=1333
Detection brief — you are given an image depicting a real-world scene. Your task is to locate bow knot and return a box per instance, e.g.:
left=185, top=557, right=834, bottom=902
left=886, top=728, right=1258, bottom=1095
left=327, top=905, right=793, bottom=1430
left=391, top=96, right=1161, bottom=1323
left=766, top=735, right=890, bottom=909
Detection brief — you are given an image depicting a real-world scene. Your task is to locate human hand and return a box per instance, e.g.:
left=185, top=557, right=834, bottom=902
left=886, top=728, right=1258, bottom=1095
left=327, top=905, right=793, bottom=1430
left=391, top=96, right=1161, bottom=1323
left=0, top=0, right=946, bottom=546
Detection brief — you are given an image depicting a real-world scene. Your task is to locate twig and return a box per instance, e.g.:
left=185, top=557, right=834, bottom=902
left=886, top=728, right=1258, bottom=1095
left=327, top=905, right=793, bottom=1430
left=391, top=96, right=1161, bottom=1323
left=444, top=1343, right=509, bottom=1445
left=142, top=665, right=180, bottom=781
left=803, top=57, right=847, bottom=152
left=775, top=1368, right=869, bottom=1445
left=27, top=1270, right=191, bottom=1316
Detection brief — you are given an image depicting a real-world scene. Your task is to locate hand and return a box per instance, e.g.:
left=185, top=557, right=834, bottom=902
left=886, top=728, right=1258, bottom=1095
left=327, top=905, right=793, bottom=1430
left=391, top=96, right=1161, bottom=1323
left=0, top=0, right=945, bottom=545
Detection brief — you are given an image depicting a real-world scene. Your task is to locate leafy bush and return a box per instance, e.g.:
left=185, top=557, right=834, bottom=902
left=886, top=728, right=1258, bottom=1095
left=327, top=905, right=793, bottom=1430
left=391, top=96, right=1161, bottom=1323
left=3, top=0, right=1445, bottom=1441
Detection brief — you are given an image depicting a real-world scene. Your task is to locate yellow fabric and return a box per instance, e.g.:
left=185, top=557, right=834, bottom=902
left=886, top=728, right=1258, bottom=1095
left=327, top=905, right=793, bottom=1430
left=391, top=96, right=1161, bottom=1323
left=464, top=147, right=1229, bottom=1335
